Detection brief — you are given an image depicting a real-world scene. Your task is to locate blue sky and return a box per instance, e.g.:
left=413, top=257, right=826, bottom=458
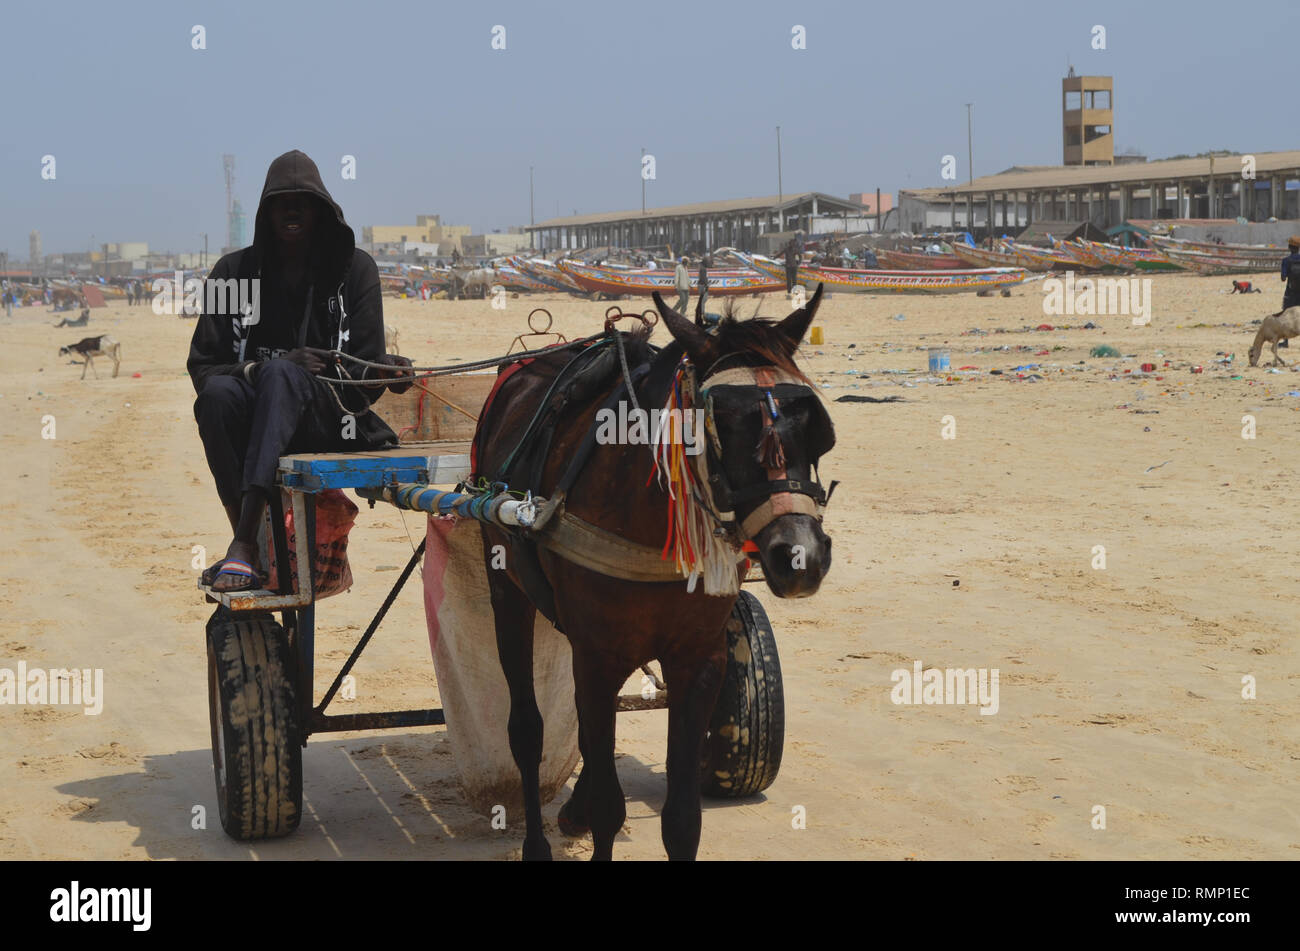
left=1, top=0, right=1296, bottom=257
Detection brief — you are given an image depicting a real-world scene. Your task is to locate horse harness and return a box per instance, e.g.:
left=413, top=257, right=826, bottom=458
left=471, top=332, right=836, bottom=625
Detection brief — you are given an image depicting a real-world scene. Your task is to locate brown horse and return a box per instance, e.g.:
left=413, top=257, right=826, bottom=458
left=475, top=286, right=834, bottom=860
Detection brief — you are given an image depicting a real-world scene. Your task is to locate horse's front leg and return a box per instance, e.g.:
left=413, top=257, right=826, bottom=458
left=484, top=551, right=550, bottom=861
left=661, top=651, right=725, bottom=860
left=571, top=649, right=627, bottom=860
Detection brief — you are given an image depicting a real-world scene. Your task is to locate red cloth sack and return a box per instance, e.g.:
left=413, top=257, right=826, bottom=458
left=266, top=489, right=358, bottom=599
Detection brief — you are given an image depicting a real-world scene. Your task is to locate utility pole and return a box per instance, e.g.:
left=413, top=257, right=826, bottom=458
left=776, top=125, right=784, bottom=231
left=641, top=147, right=646, bottom=215
left=529, top=166, right=535, bottom=249
left=202, top=233, right=208, bottom=268
left=965, top=103, right=974, bottom=184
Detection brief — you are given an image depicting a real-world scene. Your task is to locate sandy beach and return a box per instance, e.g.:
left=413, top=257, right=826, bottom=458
left=1, top=273, right=1296, bottom=860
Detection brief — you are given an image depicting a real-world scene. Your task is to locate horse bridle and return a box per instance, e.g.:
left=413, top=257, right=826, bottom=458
left=681, top=355, right=837, bottom=544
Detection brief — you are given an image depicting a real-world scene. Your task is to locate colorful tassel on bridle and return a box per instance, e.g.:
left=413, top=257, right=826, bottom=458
left=754, top=389, right=785, bottom=470
left=649, top=362, right=740, bottom=596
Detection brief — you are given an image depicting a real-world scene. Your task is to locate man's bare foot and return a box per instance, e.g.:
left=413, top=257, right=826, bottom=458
left=210, top=539, right=264, bottom=593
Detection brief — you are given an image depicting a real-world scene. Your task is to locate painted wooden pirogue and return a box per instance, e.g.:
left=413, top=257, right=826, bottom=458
left=558, top=259, right=784, bottom=296
left=741, top=252, right=1027, bottom=294
left=1147, top=235, right=1290, bottom=274
left=875, top=248, right=965, bottom=269
left=1148, top=234, right=1295, bottom=257
left=952, top=242, right=1024, bottom=269
left=1049, top=240, right=1111, bottom=271
left=501, top=256, right=582, bottom=292
left=1157, top=247, right=1286, bottom=275
left=1075, top=239, right=1182, bottom=272
left=1002, top=241, right=1084, bottom=271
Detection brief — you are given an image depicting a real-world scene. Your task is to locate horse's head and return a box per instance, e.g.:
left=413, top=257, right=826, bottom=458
left=652, top=286, right=834, bottom=598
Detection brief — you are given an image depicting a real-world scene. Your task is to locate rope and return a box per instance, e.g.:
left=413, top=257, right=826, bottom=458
left=613, top=327, right=642, bottom=414
left=318, top=331, right=606, bottom=385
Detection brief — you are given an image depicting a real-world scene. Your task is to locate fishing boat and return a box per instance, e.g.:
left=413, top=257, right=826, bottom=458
left=1148, top=234, right=1293, bottom=258
left=1157, top=247, right=1283, bottom=275
left=492, top=265, right=563, bottom=293
left=740, top=253, right=1027, bottom=295
left=1076, top=239, right=1183, bottom=272
left=514, top=257, right=587, bottom=292
left=558, top=259, right=784, bottom=297
left=1048, top=239, right=1111, bottom=271
left=1002, top=241, right=1082, bottom=271
left=875, top=248, right=965, bottom=270
left=952, top=242, right=1031, bottom=269
left=1147, top=234, right=1288, bottom=273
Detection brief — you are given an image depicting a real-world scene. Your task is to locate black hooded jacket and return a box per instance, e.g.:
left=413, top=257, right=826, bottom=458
left=187, top=150, right=394, bottom=445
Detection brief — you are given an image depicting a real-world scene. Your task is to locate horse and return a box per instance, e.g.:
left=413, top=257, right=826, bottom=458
left=474, top=285, right=834, bottom=860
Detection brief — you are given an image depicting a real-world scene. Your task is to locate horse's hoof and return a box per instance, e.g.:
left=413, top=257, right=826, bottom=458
left=522, top=837, right=553, bottom=861
left=557, top=806, right=590, bottom=838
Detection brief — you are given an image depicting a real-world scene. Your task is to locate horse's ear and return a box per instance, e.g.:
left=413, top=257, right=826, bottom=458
left=776, top=282, right=823, bottom=345
left=653, top=291, right=713, bottom=360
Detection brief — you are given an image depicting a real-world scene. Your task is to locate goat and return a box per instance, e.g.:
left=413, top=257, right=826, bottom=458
left=59, top=335, right=121, bottom=379
left=1248, top=307, right=1300, bottom=367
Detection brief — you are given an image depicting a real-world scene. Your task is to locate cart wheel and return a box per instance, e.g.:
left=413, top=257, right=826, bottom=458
left=206, top=608, right=302, bottom=839
left=701, top=590, right=785, bottom=798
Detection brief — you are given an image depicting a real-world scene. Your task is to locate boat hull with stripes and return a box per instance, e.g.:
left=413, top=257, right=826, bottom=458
left=742, top=253, right=1026, bottom=294
left=558, top=260, right=784, bottom=297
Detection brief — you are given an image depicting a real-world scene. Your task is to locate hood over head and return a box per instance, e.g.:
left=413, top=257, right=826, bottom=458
left=251, top=150, right=355, bottom=279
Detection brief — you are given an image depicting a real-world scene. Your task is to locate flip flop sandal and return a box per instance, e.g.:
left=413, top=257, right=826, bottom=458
left=208, top=559, right=266, bottom=592
left=200, top=558, right=229, bottom=586
left=202, top=558, right=269, bottom=587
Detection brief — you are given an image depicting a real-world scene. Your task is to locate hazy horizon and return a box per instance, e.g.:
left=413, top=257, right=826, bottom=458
left=2, top=0, right=1296, bottom=258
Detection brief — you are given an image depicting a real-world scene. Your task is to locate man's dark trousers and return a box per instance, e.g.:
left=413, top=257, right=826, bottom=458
left=194, top=358, right=367, bottom=505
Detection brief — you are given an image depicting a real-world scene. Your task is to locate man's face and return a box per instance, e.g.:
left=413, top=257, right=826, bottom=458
left=269, top=194, right=317, bottom=248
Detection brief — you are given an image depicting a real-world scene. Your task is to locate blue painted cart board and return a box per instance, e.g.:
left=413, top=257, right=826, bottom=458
left=278, top=439, right=473, bottom=491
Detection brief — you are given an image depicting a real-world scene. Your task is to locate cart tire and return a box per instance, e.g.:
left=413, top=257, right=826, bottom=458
left=206, top=608, right=302, bottom=840
left=701, top=590, right=784, bottom=798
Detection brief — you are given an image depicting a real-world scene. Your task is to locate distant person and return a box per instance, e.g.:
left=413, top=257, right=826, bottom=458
left=674, top=256, right=690, bottom=312
left=840, top=246, right=853, bottom=268
left=1278, top=234, right=1300, bottom=349
left=698, top=254, right=711, bottom=313
left=784, top=241, right=798, bottom=290
left=1281, top=235, right=1300, bottom=310
left=3, top=286, right=12, bottom=318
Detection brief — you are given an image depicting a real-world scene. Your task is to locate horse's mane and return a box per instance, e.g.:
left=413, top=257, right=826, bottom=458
left=708, top=317, right=813, bottom=386
left=639, top=315, right=815, bottom=400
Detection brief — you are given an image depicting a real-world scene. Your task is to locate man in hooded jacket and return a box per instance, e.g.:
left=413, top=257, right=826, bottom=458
left=189, top=150, right=411, bottom=592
